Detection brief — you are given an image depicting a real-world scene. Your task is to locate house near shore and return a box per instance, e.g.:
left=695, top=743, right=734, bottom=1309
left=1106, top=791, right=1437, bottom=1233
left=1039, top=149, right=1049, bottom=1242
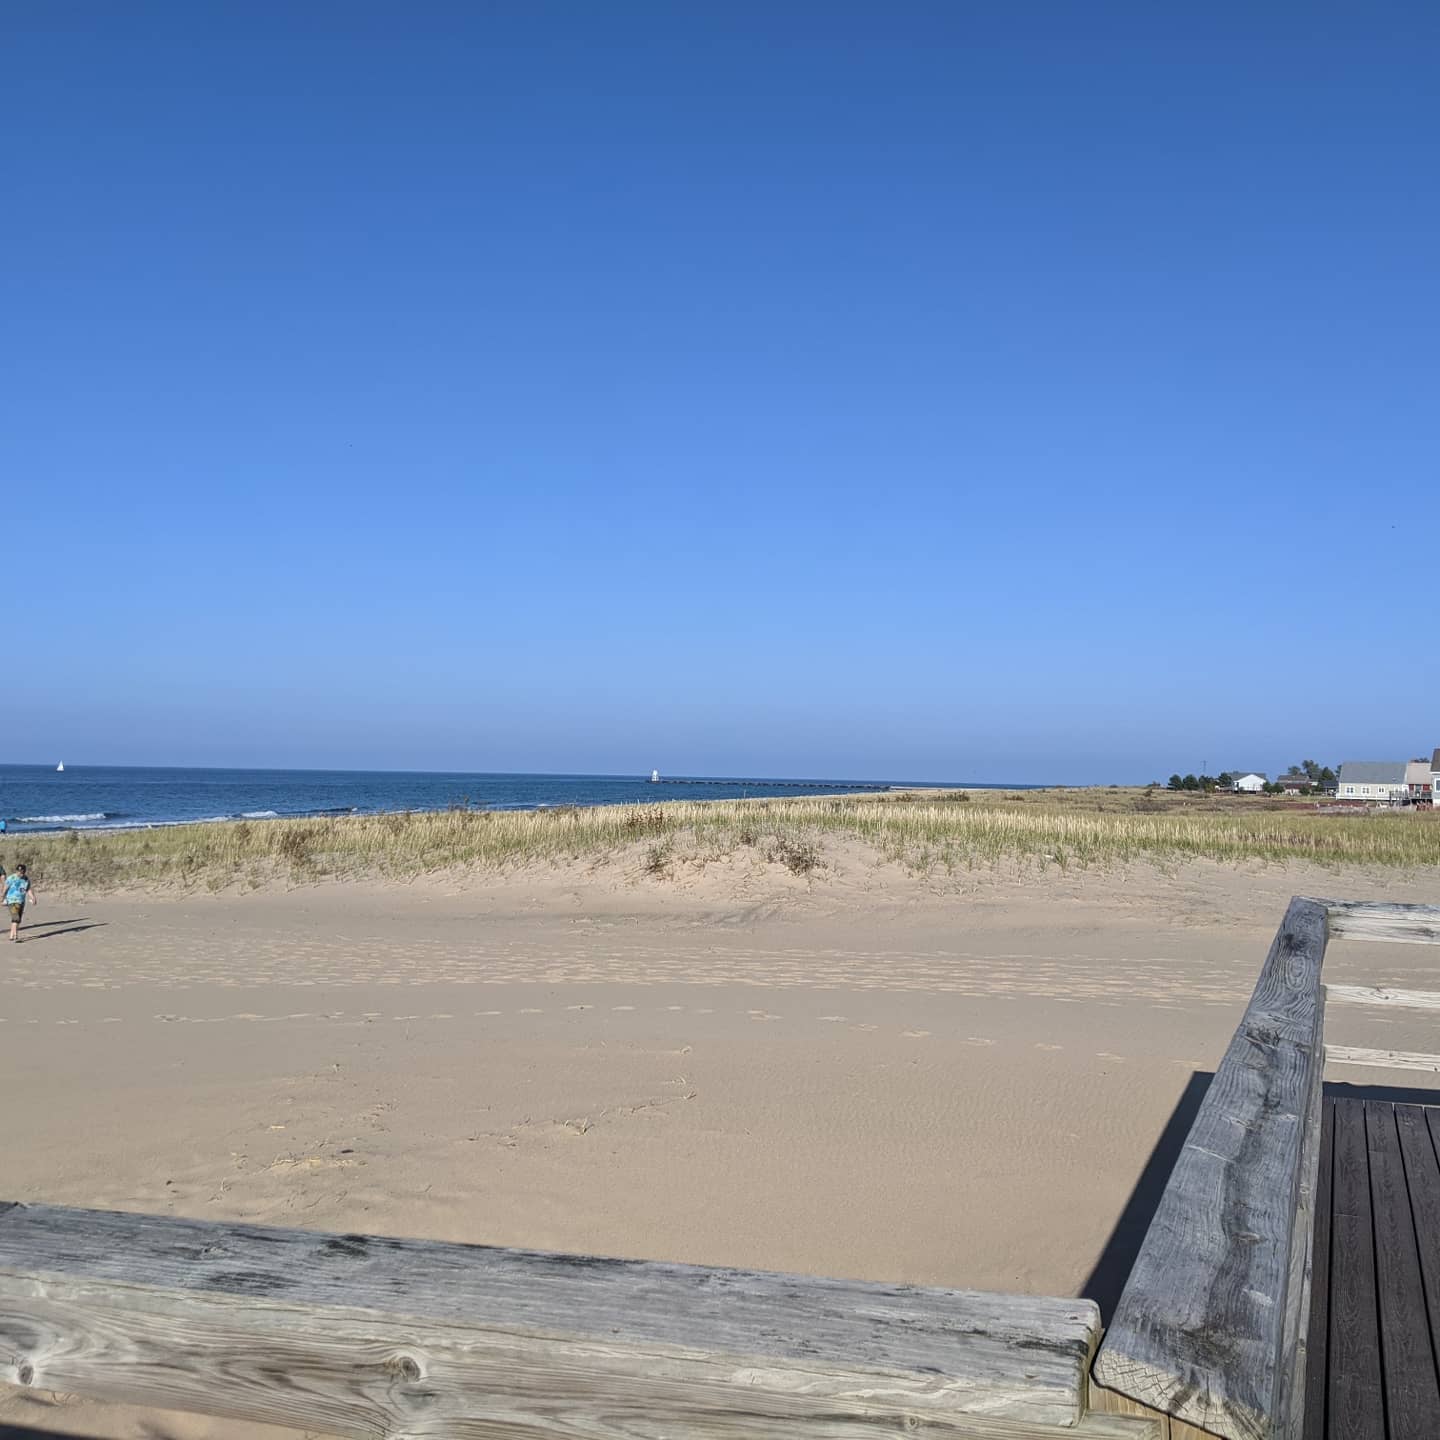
left=1406, top=758, right=1434, bottom=803
left=1277, top=774, right=1317, bottom=794
left=1337, top=760, right=1409, bottom=802
left=1226, top=771, right=1267, bottom=793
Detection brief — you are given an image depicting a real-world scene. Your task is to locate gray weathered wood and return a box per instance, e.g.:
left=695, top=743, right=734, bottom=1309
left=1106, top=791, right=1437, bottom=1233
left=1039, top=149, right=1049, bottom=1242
left=1325, top=1045, right=1440, bottom=1073
left=1312, top=899, right=1440, bottom=946
left=0, top=1201, right=1100, bottom=1438
left=1325, top=984, right=1440, bottom=1012
left=1093, top=897, right=1329, bottom=1440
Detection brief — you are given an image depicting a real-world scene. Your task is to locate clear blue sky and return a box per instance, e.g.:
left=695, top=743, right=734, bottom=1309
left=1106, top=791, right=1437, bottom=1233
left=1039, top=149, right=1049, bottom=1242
left=6, top=3, right=1436, bottom=781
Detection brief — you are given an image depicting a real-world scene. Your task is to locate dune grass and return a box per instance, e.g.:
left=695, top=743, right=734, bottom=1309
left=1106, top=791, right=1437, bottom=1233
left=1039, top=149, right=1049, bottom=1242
left=7, top=788, right=1438, bottom=894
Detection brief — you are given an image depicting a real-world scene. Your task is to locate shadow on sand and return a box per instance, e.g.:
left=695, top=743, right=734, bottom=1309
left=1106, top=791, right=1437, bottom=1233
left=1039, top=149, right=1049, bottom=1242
left=1080, top=1071, right=1440, bottom=1324
left=14, top=920, right=107, bottom=942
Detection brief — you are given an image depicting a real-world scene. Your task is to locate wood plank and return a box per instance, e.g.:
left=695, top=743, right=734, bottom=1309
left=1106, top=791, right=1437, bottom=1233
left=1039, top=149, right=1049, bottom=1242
left=0, top=1202, right=1099, bottom=1439
left=1326, top=1045, right=1440, bottom=1073
left=1326, top=984, right=1440, bottom=1013
left=1049, top=1419, right=1161, bottom=1439
left=1300, top=1101, right=1333, bottom=1440
left=1400, top=1106, right=1440, bottom=1392
left=1327, top=1101, right=1383, bottom=1440
left=1092, top=898, right=1328, bottom=1440
left=1316, top=899, right=1440, bottom=946
left=1365, top=1102, right=1440, bottom=1435
left=1087, top=1381, right=1171, bottom=1435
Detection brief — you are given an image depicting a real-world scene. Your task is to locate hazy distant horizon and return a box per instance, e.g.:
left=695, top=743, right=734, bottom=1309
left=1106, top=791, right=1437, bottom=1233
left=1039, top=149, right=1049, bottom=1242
left=3, top=755, right=1384, bottom=788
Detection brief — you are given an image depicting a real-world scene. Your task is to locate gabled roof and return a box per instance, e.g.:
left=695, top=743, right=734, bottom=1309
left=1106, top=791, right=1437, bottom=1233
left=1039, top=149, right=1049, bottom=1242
left=1338, top=761, right=1407, bottom=784
left=1226, top=770, right=1266, bottom=780
left=1278, top=775, right=1316, bottom=786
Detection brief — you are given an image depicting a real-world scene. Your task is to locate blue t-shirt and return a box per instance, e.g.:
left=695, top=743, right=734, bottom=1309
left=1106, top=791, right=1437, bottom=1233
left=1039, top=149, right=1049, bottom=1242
left=5, top=875, right=28, bottom=905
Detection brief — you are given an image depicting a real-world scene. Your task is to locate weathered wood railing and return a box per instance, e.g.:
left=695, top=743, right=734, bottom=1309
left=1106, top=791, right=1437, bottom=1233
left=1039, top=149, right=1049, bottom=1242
left=0, top=1201, right=1159, bottom=1438
left=1093, top=898, right=1440, bottom=1440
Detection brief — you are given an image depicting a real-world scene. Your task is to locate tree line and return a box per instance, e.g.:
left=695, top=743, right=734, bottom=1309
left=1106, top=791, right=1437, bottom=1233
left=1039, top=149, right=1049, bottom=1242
left=1163, top=760, right=1337, bottom=794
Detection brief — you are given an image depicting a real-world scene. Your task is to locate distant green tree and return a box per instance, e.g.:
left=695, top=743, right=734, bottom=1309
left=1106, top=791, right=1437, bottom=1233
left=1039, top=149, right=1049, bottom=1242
left=1262, top=781, right=1285, bottom=794
left=1198, top=774, right=1219, bottom=792
left=1319, top=766, right=1337, bottom=789
left=1217, top=772, right=1234, bottom=788
left=1301, top=759, right=1322, bottom=780
left=1167, top=774, right=1184, bottom=790
left=1182, top=774, right=1200, bottom=790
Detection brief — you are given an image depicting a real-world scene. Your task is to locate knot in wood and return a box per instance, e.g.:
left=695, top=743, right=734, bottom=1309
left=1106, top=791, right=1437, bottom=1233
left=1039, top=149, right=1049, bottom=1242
left=388, top=1352, right=424, bottom=1383
left=17, top=1363, right=34, bottom=1386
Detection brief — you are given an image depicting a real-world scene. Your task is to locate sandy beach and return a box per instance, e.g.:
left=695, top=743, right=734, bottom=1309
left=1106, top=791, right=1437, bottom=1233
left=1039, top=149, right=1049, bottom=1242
left=4, top=846, right=1438, bottom=1438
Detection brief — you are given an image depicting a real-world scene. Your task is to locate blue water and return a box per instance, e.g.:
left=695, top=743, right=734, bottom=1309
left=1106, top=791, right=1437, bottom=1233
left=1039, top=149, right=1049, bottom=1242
left=0, top=766, right=1038, bottom=834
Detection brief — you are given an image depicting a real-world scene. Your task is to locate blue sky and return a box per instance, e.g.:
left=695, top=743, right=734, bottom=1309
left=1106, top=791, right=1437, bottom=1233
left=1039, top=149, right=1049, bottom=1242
left=6, top=3, right=1437, bottom=782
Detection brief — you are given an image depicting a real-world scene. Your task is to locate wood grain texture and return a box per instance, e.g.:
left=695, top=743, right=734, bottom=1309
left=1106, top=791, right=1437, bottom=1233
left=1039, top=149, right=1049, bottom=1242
left=1092, top=898, right=1328, bottom=1440
left=1398, top=1105, right=1440, bottom=1392
left=0, top=1202, right=1099, bottom=1438
left=1325, top=1045, right=1440, bottom=1073
left=1312, top=900, right=1440, bottom=946
left=1326, top=1102, right=1382, bottom=1440
left=1325, top=984, right=1440, bottom=1013
left=1275, top=1013, right=1324, bottom=1440
left=1086, top=1382, right=1171, bottom=1435
left=1363, top=1102, right=1440, bottom=1436
left=1299, top=1102, right=1333, bottom=1440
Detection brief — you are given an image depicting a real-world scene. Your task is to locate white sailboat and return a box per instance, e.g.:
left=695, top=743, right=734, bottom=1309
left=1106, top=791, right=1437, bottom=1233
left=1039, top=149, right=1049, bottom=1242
left=649, top=769, right=660, bottom=783
left=56, top=762, right=64, bottom=773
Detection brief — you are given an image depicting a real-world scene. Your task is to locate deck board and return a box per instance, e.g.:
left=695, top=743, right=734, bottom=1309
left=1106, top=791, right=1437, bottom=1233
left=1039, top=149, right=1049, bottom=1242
left=1305, top=1099, right=1440, bottom=1439
left=1327, top=1099, right=1385, bottom=1440
left=1365, top=1102, right=1440, bottom=1435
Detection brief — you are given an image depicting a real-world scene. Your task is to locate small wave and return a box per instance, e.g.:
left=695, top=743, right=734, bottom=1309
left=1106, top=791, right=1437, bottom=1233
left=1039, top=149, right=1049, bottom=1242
left=14, top=812, right=111, bottom=823
left=241, top=811, right=279, bottom=819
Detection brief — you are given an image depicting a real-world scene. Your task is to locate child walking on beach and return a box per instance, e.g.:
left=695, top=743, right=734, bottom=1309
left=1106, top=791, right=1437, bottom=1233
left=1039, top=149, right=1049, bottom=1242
left=7, top=864, right=33, bottom=941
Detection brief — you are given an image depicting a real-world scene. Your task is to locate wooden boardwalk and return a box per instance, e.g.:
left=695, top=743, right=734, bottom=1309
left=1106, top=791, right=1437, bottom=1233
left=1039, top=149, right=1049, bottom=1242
left=1305, top=1099, right=1440, bottom=1439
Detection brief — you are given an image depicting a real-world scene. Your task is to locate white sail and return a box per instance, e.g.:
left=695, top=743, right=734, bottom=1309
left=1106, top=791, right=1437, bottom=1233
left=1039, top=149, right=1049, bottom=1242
left=649, top=769, right=660, bottom=783
left=56, top=762, right=64, bottom=772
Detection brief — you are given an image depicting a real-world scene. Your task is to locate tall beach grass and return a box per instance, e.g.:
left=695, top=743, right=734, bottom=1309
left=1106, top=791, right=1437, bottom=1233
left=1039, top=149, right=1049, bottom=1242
left=8, top=790, right=1438, bottom=894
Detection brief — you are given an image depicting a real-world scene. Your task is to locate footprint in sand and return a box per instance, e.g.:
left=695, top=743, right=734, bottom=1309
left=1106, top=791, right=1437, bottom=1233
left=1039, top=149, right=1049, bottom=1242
left=1035, top=1043, right=1063, bottom=1051
left=901, top=1030, right=931, bottom=1039
left=964, top=1036, right=994, bottom=1046
left=1096, top=1051, right=1127, bottom=1062
left=818, top=1015, right=848, bottom=1023
left=747, top=1010, right=781, bottom=1022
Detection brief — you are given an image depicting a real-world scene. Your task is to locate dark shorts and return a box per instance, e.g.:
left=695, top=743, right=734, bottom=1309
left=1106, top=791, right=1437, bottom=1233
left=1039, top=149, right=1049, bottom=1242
left=8, top=903, right=23, bottom=922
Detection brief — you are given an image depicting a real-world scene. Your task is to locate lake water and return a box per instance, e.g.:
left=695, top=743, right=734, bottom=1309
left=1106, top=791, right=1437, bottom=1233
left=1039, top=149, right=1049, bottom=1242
left=0, top=766, right=1037, bottom=833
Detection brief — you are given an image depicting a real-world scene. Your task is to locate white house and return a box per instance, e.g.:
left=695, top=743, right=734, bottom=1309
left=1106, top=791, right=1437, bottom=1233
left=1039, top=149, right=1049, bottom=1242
left=1228, top=771, right=1267, bottom=793
left=1337, top=761, right=1409, bottom=803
